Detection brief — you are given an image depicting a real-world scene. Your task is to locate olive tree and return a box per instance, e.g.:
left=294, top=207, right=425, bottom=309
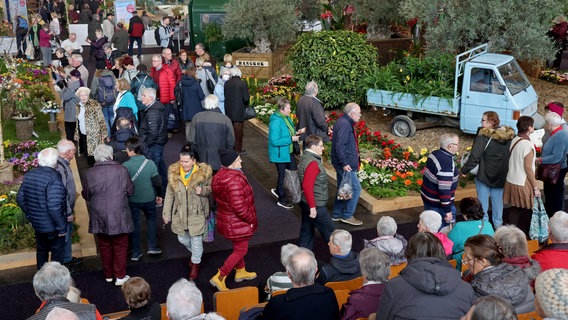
left=351, top=0, right=403, bottom=38
left=222, top=0, right=298, bottom=53
left=400, top=0, right=563, bottom=61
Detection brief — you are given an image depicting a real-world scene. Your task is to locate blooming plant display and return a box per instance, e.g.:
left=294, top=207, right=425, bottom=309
left=0, top=186, right=35, bottom=254
left=539, top=69, right=568, bottom=85
left=253, top=103, right=277, bottom=124
left=40, top=100, right=61, bottom=114
left=4, top=140, right=54, bottom=174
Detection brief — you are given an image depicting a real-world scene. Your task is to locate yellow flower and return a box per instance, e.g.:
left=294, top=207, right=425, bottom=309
left=406, top=75, right=410, bottom=81
left=0, top=195, right=6, bottom=201
left=466, top=146, right=472, bottom=151
left=406, top=146, right=414, bottom=153
left=399, top=68, right=403, bottom=73
left=418, top=156, right=428, bottom=164
left=420, top=148, right=428, bottom=156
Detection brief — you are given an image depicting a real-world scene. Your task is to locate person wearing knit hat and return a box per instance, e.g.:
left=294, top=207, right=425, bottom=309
left=535, top=268, right=568, bottom=319
left=210, top=148, right=258, bottom=291
left=542, top=101, right=568, bottom=146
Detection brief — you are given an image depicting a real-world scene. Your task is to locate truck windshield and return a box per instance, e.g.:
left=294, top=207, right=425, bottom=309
left=497, top=61, right=531, bottom=95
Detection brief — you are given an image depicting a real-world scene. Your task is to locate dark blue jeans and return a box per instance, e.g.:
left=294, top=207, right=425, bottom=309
left=63, top=222, right=73, bottom=263
left=298, top=201, right=335, bottom=250
left=128, top=36, right=142, bottom=57
left=148, top=144, right=167, bottom=196
left=129, top=201, right=159, bottom=257
left=274, top=155, right=297, bottom=202
left=35, top=230, right=66, bottom=269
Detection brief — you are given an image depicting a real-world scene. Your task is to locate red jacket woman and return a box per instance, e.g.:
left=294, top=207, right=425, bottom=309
left=210, top=149, right=258, bottom=291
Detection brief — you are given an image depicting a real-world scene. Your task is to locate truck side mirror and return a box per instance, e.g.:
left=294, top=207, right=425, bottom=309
left=497, top=84, right=506, bottom=92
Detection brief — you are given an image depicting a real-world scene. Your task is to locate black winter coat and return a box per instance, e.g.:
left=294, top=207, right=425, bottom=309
left=180, top=75, right=205, bottom=121
left=17, top=166, right=67, bottom=234
left=188, top=109, right=235, bottom=171
left=224, top=77, right=250, bottom=122
left=377, top=257, right=475, bottom=320
left=139, top=100, right=168, bottom=147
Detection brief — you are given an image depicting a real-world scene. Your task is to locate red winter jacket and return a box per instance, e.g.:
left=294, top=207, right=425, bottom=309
left=151, top=65, right=175, bottom=104
left=212, top=167, right=258, bottom=240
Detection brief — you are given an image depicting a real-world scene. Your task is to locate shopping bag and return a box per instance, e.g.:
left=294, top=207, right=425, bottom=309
left=25, top=39, right=34, bottom=59
left=529, top=197, right=549, bottom=243
left=337, top=171, right=353, bottom=200
left=203, top=210, right=216, bottom=242
left=284, top=169, right=302, bottom=204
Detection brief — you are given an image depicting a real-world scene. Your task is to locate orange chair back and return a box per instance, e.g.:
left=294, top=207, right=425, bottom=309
left=448, top=259, right=457, bottom=269
left=271, top=289, right=287, bottom=297
left=517, top=311, right=543, bottom=320
left=527, top=239, right=539, bottom=256
left=389, top=262, right=407, bottom=279
left=333, top=289, right=351, bottom=309
left=325, top=276, right=364, bottom=291
left=213, top=286, right=258, bottom=320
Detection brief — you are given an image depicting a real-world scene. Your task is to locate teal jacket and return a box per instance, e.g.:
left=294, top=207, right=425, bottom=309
left=268, top=112, right=294, bottom=163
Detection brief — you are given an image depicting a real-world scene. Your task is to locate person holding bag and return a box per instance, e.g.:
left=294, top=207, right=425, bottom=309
left=460, top=111, right=514, bottom=228
left=503, top=116, right=540, bottom=235
left=538, top=112, right=568, bottom=217
left=268, top=98, right=303, bottom=209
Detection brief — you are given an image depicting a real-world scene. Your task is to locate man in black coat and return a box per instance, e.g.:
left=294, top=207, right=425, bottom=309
left=296, top=81, right=330, bottom=145
left=258, top=248, right=339, bottom=320
left=223, top=67, right=250, bottom=154
left=17, top=148, right=67, bottom=269
left=139, top=87, right=168, bottom=196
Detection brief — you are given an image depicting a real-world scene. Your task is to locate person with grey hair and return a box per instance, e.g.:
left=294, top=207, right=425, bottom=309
left=262, top=243, right=299, bottom=300
left=461, top=295, right=517, bottom=320
left=70, top=54, right=89, bottom=85
left=224, top=66, right=250, bottom=154
left=28, top=262, right=102, bottom=320
left=364, top=216, right=407, bottom=266
left=139, top=87, right=168, bottom=197
left=180, top=66, right=205, bottom=141
left=56, top=140, right=82, bottom=269
left=316, top=229, right=361, bottom=284
left=296, top=81, right=329, bottom=145
left=532, top=210, right=568, bottom=271
left=331, top=103, right=364, bottom=226
left=214, top=67, right=232, bottom=114
left=166, top=278, right=223, bottom=320
left=45, top=307, right=79, bottom=320
left=341, top=248, right=389, bottom=320
left=82, top=144, right=134, bottom=286
left=417, top=210, right=454, bottom=257
left=494, top=225, right=541, bottom=283
left=75, top=85, right=107, bottom=167
left=258, top=248, right=339, bottom=320
left=420, top=132, right=460, bottom=228
left=539, top=112, right=568, bottom=217
left=17, top=148, right=68, bottom=269
left=188, top=95, right=235, bottom=172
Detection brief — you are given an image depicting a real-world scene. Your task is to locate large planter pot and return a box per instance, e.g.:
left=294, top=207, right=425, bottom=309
left=12, top=115, right=34, bottom=141
left=0, top=162, right=14, bottom=183
left=367, top=37, right=413, bottom=65
left=232, top=46, right=290, bottom=79
left=518, top=60, right=544, bottom=78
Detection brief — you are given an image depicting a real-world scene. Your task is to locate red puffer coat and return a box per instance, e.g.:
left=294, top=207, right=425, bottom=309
left=212, top=167, right=257, bottom=240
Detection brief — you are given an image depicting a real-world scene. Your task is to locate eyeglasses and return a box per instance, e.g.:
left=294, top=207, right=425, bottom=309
left=462, top=256, right=476, bottom=264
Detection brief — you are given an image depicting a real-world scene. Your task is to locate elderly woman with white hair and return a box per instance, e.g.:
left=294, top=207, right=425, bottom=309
left=341, top=247, right=390, bottom=320
left=75, top=86, right=107, bottom=167
left=539, top=111, right=568, bottom=216
left=418, top=210, right=454, bottom=257
left=82, top=144, right=134, bottom=286
left=494, top=225, right=541, bottom=284
left=261, top=243, right=299, bottom=301
left=213, top=67, right=232, bottom=114
left=195, top=57, right=215, bottom=96
left=364, top=216, right=407, bottom=265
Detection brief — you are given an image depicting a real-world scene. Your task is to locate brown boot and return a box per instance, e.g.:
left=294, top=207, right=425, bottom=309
left=189, top=263, right=200, bottom=281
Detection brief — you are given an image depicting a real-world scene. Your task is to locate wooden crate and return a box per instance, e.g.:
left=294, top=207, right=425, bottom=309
left=231, top=46, right=289, bottom=79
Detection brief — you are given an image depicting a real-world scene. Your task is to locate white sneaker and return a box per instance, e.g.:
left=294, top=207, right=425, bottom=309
left=270, top=188, right=278, bottom=199
left=105, top=278, right=113, bottom=283
left=115, top=275, right=130, bottom=286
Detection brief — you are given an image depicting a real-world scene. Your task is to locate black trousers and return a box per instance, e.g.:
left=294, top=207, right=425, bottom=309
left=35, top=230, right=66, bottom=269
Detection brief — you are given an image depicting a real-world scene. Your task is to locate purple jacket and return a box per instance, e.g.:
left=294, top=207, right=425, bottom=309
left=341, top=283, right=385, bottom=320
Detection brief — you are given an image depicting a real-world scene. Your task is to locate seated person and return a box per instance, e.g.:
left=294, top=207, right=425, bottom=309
left=105, top=117, right=136, bottom=164
left=341, top=247, right=389, bottom=320
left=166, top=278, right=222, bottom=320
left=448, top=197, right=494, bottom=269
left=418, top=210, right=454, bottom=257
left=463, top=234, right=535, bottom=314
left=28, top=262, right=103, bottom=320
left=316, top=229, right=361, bottom=284
left=119, top=277, right=161, bottom=320
left=46, top=307, right=79, bottom=320
left=532, top=210, right=568, bottom=271
left=461, top=296, right=517, bottom=320
left=535, top=268, right=568, bottom=320
left=261, top=243, right=298, bottom=301
left=494, top=225, right=540, bottom=286
left=258, top=248, right=339, bottom=320
left=364, top=216, right=407, bottom=266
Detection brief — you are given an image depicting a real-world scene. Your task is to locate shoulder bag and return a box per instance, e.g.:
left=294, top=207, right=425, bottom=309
left=244, top=105, right=256, bottom=120
left=536, top=162, right=562, bottom=184
left=529, top=197, right=549, bottom=243
left=461, top=137, right=491, bottom=175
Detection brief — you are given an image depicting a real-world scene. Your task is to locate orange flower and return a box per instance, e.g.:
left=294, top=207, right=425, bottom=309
left=404, top=179, right=412, bottom=186
left=384, top=148, right=391, bottom=160
left=403, top=151, right=410, bottom=161
left=395, top=171, right=402, bottom=177
left=391, top=175, right=397, bottom=181
left=407, top=172, right=414, bottom=177
left=400, top=173, right=407, bottom=179
left=417, top=179, right=423, bottom=186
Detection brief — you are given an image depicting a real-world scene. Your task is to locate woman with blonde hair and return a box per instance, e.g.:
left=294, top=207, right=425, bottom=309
left=112, top=78, right=139, bottom=135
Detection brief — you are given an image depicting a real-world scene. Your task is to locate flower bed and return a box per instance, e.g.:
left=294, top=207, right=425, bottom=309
left=539, top=69, right=568, bottom=85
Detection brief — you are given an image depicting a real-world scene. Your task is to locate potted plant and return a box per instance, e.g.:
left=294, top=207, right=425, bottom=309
left=203, top=22, right=225, bottom=61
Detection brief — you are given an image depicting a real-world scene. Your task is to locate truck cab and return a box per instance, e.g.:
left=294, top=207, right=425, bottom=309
left=459, top=51, right=540, bottom=134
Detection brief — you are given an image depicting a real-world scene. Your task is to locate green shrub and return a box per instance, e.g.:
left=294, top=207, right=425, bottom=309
left=289, top=30, right=378, bottom=109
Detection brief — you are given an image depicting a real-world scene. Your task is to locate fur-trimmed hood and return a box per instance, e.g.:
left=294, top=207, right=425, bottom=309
left=479, top=126, right=515, bottom=142
left=167, top=161, right=213, bottom=191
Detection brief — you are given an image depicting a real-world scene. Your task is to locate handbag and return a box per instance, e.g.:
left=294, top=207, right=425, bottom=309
left=205, top=70, right=216, bottom=93
left=244, top=106, right=256, bottom=120
left=25, top=38, right=34, bottom=59
left=283, top=169, right=302, bottom=204
left=529, top=197, right=549, bottom=243
left=174, top=81, right=183, bottom=107
left=293, top=141, right=301, bottom=155
left=203, top=210, right=216, bottom=242
left=461, top=137, right=491, bottom=175
left=536, top=162, right=562, bottom=184
left=337, top=171, right=353, bottom=200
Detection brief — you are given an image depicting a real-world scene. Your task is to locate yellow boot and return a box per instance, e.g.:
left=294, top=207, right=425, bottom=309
left=209, top=269, right=228, bottom=291
left=234, top=268, right=257, bottom=282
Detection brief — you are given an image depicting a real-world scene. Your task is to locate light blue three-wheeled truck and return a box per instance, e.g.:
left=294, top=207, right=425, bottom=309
left=367, top=44, right=543, bottom=137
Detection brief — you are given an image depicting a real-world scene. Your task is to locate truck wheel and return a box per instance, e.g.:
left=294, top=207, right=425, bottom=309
left=390, top=115, right=416, bottom=137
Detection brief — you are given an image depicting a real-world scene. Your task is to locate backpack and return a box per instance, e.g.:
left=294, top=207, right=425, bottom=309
left=134, top=75, right=149, bottom=101
left=18, top=17, right=28, bottom=30
left=97, top=75, right=117, bottom=106
left=154, top=26, right=162, bottom=46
